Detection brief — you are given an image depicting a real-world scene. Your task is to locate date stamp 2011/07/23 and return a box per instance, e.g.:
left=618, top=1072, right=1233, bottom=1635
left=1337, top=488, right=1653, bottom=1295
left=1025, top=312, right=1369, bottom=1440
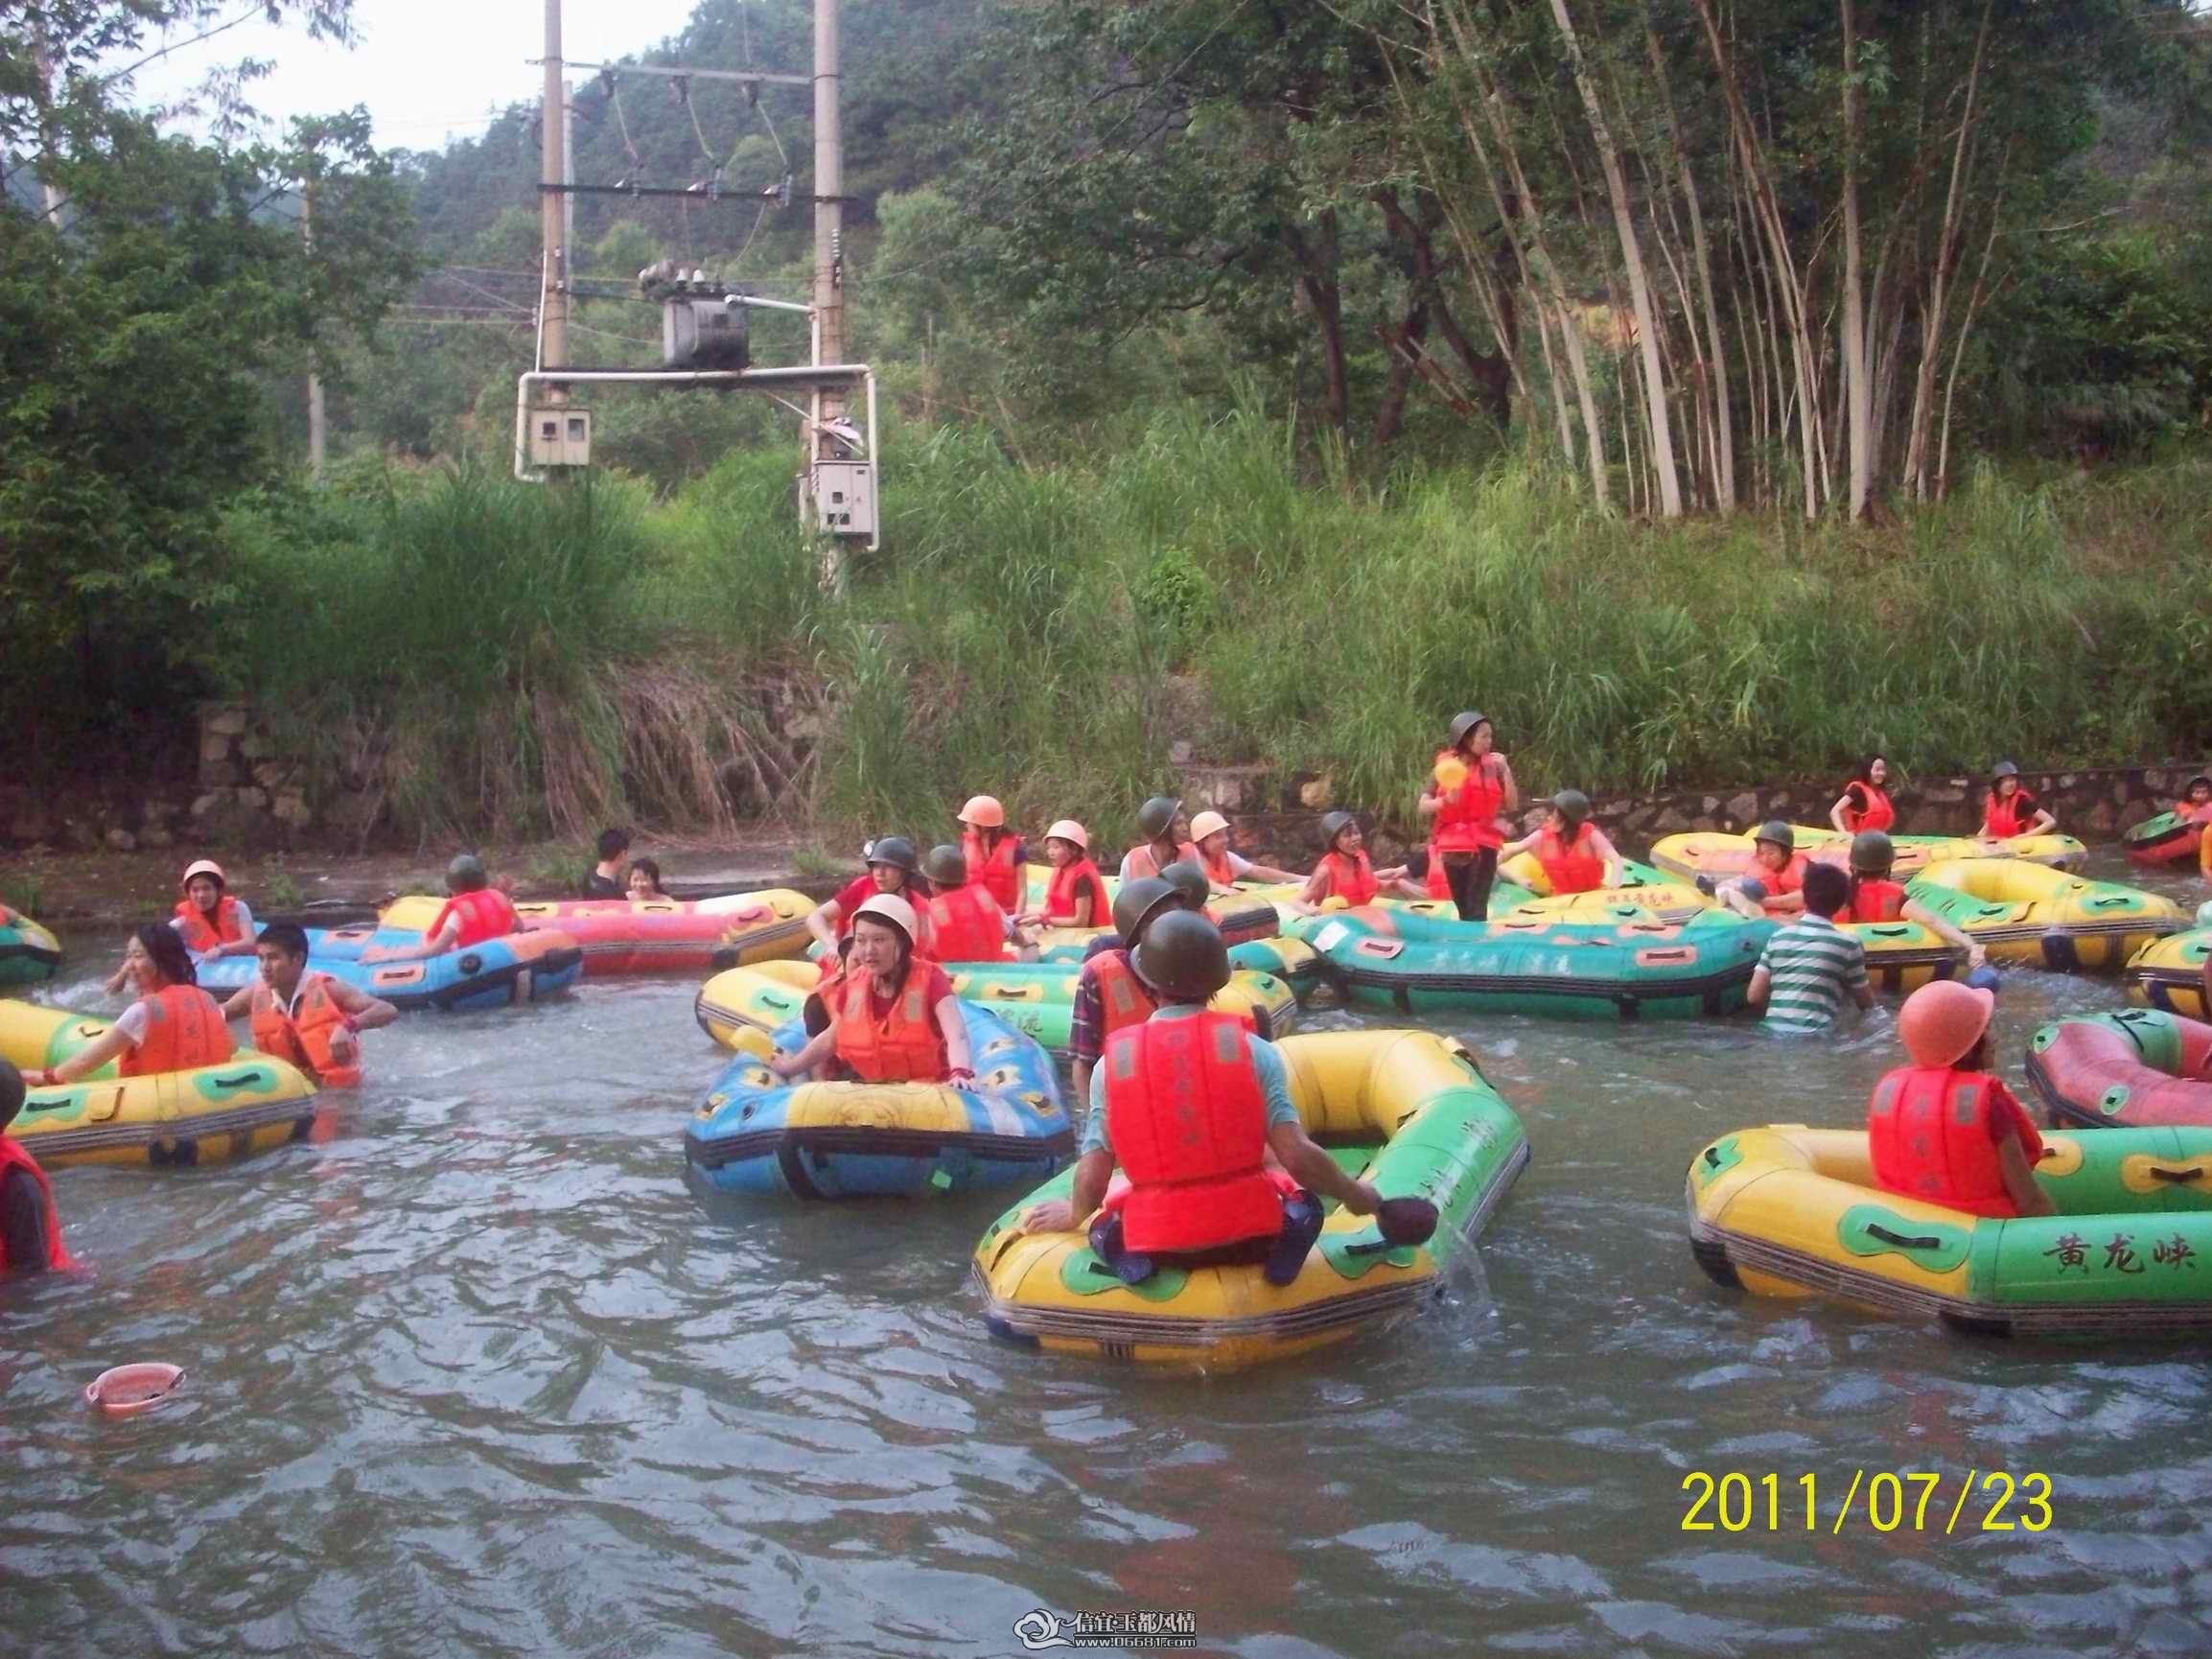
left=1681, top=1470, right=2054, bottom=1534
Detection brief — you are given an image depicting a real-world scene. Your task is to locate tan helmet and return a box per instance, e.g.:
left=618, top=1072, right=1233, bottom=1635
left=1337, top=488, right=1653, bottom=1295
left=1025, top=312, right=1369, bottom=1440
left=850, top=892, right=920, bottom=946
left=180, top=858, right=227, bottom=890
left=958, top=795, right=1005, bottom=829
left=1189, top=809, right=1229, bottom=843
left=1044, top=819, right=1088, bottom=851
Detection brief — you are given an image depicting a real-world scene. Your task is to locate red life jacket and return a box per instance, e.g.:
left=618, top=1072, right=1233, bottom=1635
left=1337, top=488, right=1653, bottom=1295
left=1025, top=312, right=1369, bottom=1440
left=1101, top=1013, right=1286, bottom=1254
left=1045, top=858, right=1110, bottom=928
left=1123, top=840, right=1199, bottom=882
left=1199, top=845, right=1237, bottom=888
left=123, top=984, right=233, bottom=1078
left=1088, top=948, right=1159, bottom=1041
left=249, top=972, right=361, bottom=1087
left=1982, top=788, right=2036, bottom=839
left=0, top=1138, right=77, bottom=1272
left=1753, top=852, right=1808, bottom=908
left=962, top=829, right=1022, bottom=913
left=2176, top=800, right=2212, bottom=827
left=1866, top=1066, right=2042, bottom=1219
left=1843, top=783, right=1896, bottom=833
left=1431, top=753, right=1505, bottom=852
left=1315, top=850, right=1378, bottom=908
left=1845, top=878, right=1907, bottom=923
left=833, top=971, right=948, bottom=1084
left=173, top=895, right=246, bottom=955
left=926, top=884, right=1012, bottom=964
left=430, top=889, right=519, bottom=950
left=1534, top=824, right=1607, bottom=895
left=1424, top=846, right=1451, bottom=900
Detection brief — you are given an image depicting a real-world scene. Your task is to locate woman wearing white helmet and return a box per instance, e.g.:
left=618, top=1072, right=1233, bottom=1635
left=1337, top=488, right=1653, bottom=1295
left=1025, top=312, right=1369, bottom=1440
left=106, top=858, right=258, bottom=994
left=767, top=893, right=974, bottom=1087
left=1017, top=821, right=1111, bottom=931
left=1186, top=810, right=1302, bottom=896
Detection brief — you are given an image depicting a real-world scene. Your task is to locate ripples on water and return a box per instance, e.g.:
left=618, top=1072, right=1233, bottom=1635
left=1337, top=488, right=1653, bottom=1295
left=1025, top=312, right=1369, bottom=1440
left=7, top=857, right=2212, bottom=1656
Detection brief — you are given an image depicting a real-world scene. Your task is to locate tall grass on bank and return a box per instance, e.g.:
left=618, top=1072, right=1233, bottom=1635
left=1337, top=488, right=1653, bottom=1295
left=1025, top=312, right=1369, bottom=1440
left=220, top=409, right=2212, bottom=845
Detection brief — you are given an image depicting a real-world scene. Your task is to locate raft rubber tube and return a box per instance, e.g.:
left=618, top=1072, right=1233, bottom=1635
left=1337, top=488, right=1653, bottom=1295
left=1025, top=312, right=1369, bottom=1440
left=0, top=1000, right=317, bottom=1169
left=196, top=925, right=584, bottom=1011
left=2125, top=927, right=2211, bottom=1020
left=1651, top=827, right=2088, bottom=882
left=0, top=914, right=60, bottom=987
left=2027, top=1009, right=2212, bottom=1132
left=383, top=890, right=812, bottom=975
left=971, top=1029, right=1529, bottom=1369
left=1906, top=858, right=2182, bottom=972
left=683, top=1001, right=1068, bottom=1199
left=1688, top=1121, right=2212, bottom=1338
left=2124, top=810, right=2212, bottom=867
left=1017, top=864, right=1284, bottom=948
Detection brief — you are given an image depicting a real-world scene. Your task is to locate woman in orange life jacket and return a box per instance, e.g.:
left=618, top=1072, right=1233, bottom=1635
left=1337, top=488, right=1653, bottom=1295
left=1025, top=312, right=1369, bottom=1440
left=1416, top=711, right=1519, bottom=922
left=766, top=894, right=974, bottom=1087
left=955, top=796, right=1027, bottom=916
left=0, top=1059, right=78, bottom=1276
left=1828, top=755, right=1897, bottom=836
left=1710, top=821, right=1811, bottom=919
left=216, top=923, right=398, bottom=1088
left=1186, top=810, right=1303, bottom=896
left=1017, top=821, right=1111, bottom=931
left=384, top=854, right=524, bottom=962
left=1867, top=980, right=2055, bottom=1219
left=2174, top=775, right=2212, bottom=826
left=1497, top=790, right=1625, bottom=897
left=625, top=858, right=670, bottom=900
left=25, top=925, right=233, bottom=1088
left=1979, top=760, right=2058, bottom=842
left=805, top=836, right=930, bottom=953
left=920, top=845, right=1035, bottom=964
left=1119, top=796, right=1200, bottom=884
left=1841, top=830, right=1988, bottom=973
left=108, top=858, right=257, bottom=995
left=1293, top=812, right=1424, bottom=913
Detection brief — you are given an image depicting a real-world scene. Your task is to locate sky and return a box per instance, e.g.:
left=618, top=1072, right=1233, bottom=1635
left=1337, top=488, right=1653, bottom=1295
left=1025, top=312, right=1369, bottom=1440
left=121, top=1, right=710, bottom=151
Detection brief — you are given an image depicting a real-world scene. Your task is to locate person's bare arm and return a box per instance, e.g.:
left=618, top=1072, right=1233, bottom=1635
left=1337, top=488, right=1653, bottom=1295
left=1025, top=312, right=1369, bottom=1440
left=1999, top=1135, right=2058, bottom=1217
left=1021, top=1149, right=1114, bottom=1235
left=1747, top=965, right=1772, bottom=1008
left=934, top=995, right=973, bottom=1080
left=326, top=982, right=399, bottom=1031
left=1592, top=830, right=1626, bottom=888
left=1904, top=898, right=1987, bottom=970
left=1267, top=1122, right=1379, bottom=1214
left=767, top=1027, right=837, bottom=1080
left=42, top=1026, right=134, bottom=1087
left=220, top=984, right=255, bottom=1020
left=1829, top=793, right=1855, bottom=834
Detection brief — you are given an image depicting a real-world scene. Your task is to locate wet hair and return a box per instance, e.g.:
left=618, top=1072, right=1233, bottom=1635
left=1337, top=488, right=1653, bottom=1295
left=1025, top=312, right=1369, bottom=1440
left=135, top=923, right=198, bottom=987
left=0, top=1058, right=24, bottom=1130
left=1802, top=862, right=1851, bottom=919
left=258, top=923, right=311, bottom=960
left=629, top=857, right=665, bottom=895
left=595, top=828, right=631, bottom=862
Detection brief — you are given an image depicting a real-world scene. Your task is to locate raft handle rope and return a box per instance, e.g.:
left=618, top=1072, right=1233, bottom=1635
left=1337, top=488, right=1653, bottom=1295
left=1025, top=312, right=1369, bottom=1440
left=1864, top=1224, right=1945, bottom=1250
left=2148, top=1166, right=2207, bottom=1183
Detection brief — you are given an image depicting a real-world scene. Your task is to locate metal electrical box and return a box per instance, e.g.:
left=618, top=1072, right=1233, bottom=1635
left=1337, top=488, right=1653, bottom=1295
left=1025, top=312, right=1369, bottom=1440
left=812, top=461, right=875, bottom=537
left=527, top=406, right=593, bottom=468
left=663, top=293, right=750, bottom=371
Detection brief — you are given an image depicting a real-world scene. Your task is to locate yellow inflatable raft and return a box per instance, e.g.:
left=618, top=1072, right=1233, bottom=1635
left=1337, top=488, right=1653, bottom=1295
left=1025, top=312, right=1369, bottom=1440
left=970, top=1030, right=1529, bottom=1369
left=1906, top=859, right=2183, bottom=971
left=2125, top=928, right=2211, bottom=1020
left=1652, top=826, right=2088, bottom=882
left=1, top=998, right=317, bottom=1168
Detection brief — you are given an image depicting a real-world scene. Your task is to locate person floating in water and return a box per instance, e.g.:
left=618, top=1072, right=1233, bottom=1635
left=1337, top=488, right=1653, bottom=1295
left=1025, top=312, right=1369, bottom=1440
left=0, top=1060, right=77, bottom=1277
left=34, top=925, right=234, bottom=1087
left=219, top=923, right=398, bottom=1088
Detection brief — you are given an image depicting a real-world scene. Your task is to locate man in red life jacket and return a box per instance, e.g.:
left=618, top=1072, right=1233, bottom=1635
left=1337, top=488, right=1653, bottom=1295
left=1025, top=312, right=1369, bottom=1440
left=1498, top=790, right=1624, bottom=896
left=388, top=855, right=524, bottom=962
left=1, top=1060, right=77, bottom=1277
left=1119, top=796, right=1200, bottom=884
left=1066, top=876, right=1183, bottom=1106
left=1021, top=912, right=1391, bottom=1286
left=1868, top=980, right=2055, bottom=1219
left=219, top=923, right=398, bottom=1087
left=920, top=845, right=1033, bottom=964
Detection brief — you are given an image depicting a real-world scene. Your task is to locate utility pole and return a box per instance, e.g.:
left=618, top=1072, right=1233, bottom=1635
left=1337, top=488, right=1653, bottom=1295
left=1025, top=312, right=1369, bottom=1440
left=810, top=0, right=846, bottom=587
left=303, top=180, right=326, bottom=479
left=539, top=0, right=570, bottom=386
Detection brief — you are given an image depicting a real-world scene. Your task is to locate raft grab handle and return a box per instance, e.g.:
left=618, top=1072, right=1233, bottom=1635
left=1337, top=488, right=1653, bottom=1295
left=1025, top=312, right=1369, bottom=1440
left=1865, top=1224, right=1944, bottom=1250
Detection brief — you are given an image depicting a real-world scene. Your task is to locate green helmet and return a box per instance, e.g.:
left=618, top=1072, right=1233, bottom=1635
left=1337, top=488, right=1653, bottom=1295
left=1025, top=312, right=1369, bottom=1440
left=1991, top=759, right=2020, bottom=781
left=1753, top=820, right=1795, bottom=853
left=1136, top=795, right=1183, bottom=841
left=1158, top=859, right=1210, bottom=912
left=1110, top=875, right=1179, bottom=946
left=446, top=853, right=488, bottom=893
left=1129, top=909, right=1231, bottom=1002
left=1551, top=789, right=1592, bottom=828
left=1318, top=810, right=1357, bottom=849
left=1850, top=830, right=1895, bottom=876
left=922, top=844, right=967, bottom=888
left=1447, top=710, right=1490, bottom=750
left=866, top=835, right=920, bottom=876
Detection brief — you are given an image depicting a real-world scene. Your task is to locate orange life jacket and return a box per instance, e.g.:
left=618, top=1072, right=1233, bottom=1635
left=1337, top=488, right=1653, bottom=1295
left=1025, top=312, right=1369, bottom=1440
left=0, top=1138, right=78, bottom=1272
left=833, top=971, right=947, bottom=1084
left=1101, top=1013, right=1286, bottom=1254
left=1424, top=846, right=1451, bottom=900
left=430, top=889, right=519, bottom=950
left=1045, top=858, right=1110, bottom=928
left=1982, top=788, right=2036, bottom=839
left=962, top=829, right=1023, bottom=913
left=926, top=883, right=1012, bottom=964
left=123, top=984, right=233, bottom=1077
left=1432, top=752, right=1505, bottom=852
left=173, top=895, right=246, bottom=955
left=2175, top=800, right=2212, bottom=827
left=1534, top=824, right=1606, bottom=895
left=1845, top=877, right=1907, bottom=923
left=1199, top=845, right=1237, bottom=888
left=1123, top=840, right=1200, bottom=882
left=1315, top=850, right=1378, bottom=908
left=1867, top=1066, right=2040, bottom=1219
left=1843, top=783, right=1896, bottom=833
left=1089, top=948, right=1159, bottom=1042
left=249, top=972, right=361, bottom=1087
left=1754, top=852, right=1809, bottom=906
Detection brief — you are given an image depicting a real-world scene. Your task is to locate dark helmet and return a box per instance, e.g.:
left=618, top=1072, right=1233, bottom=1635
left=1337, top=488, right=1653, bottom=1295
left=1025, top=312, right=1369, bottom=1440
left=1551, top=789, right=1592, bottom=828
left=446, top=853, right=488, bottom=893
left=1850, top=830, right=1895, bottom=876
left=866, top=835, right=920, bottom=875
left=1130, top=909, right=1231, bottom=1002
left=1159, top=859, right=1210, bottom=912
left=1447, top=710, right=1490, bottom=750
left=1991, top=760, right=2020, bottom=781
left=1110, top=875, right=1179, bottom=946
left=1318, top=810, right=1357, bottom=850
left=1753, top=820, right=1795, bottom=853
left=922, top=844, right=967, bottom=888
left=1136, top=795, right=1183, bottom=841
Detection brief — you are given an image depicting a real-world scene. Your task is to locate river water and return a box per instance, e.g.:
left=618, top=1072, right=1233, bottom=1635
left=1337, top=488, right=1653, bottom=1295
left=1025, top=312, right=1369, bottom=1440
left=8, top=854, right=2211, bottom=1658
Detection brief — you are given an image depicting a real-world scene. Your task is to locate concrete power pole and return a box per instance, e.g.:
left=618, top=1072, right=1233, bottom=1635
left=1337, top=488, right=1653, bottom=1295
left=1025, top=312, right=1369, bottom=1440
left=540, top=0, right=570, bottom=384
left=810, top=0, right=846, bottom=584
left=303, top=180, right=326, bottom=479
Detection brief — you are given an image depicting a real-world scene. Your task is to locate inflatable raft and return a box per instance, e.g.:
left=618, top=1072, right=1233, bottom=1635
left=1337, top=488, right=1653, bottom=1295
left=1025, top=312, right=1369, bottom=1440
left=197, top=925, right=583, bottom=1011
left=693, top=958, right=1298, bottom=1060
left=1905, top=859, right=2182, bottom=971
left=0, top=913, right=60, bottom=986
left=1652, top=827, right=2088, bottom=882
left=383, top=889, right=810, bottom=974
left=2028, top=1010, right=2212, bottom=1131
left=2125, top=928, right=2210, bottom=1019
left=2124, top=810, right=2211, bottom=867
left=0, top=999, right=317, bottom=1168
left=683, top=1002, right=1067, bottom=1199
left=1688, top=1122, right=2212, bottom=1337
left=971, top=1030, right=1528, bottom=1368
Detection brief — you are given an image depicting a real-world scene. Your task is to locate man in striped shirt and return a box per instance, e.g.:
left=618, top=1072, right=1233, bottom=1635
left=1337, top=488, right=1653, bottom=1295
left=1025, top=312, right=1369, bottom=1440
left=1748, top=862, right=1872, bottom=1033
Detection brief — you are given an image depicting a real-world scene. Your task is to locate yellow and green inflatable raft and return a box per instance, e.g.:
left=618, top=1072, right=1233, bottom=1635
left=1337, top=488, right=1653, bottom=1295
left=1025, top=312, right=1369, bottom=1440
left=971, top=1030, right=1528, bottom=1368
left=1906, top=858, right=2182, bottom=971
